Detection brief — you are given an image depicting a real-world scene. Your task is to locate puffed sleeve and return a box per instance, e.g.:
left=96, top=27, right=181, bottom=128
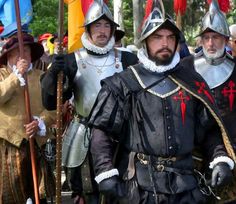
left=88, top=79, right=127, bottom=137
left=194, top=102, right=229, bottom=164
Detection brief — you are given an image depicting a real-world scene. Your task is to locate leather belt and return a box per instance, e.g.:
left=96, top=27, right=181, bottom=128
left=137, top=153, right=186, bottom=164
left=136, top=153, right=192, bottom=175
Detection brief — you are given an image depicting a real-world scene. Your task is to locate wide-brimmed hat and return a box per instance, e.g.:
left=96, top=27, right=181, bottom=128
left=0, top=33, right=44, bottom=65
left=114, top=29, right=125, bottom=42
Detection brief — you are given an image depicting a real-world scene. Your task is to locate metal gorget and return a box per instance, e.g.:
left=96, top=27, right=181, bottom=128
left=73, top=48, right=123, bottom=117
left=130, top=66, right=180, bottom=98
left=194, top=53, right=234, bottom=89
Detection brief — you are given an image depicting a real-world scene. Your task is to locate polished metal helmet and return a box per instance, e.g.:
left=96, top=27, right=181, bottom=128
left=84, top=0, right=119, bottom=27
left=139, top=0, right=181, bottom=43
left=199, top=0, right=230, bottom=37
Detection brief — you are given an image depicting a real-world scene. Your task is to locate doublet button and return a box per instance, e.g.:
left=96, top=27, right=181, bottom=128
left=167, top=126, right=170, bottom=130
left=169, top=146, right=173, bottom=150
left=168, top=136, right=171, bottom=139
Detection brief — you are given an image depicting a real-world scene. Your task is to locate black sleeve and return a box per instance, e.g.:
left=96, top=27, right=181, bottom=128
left=88, top=78, right=127, bottom=135
left=90, top=128, right=116, bottom=176
left=40, top=53, right=77, bottom=110
left=195, top=102, right=227, bottom=163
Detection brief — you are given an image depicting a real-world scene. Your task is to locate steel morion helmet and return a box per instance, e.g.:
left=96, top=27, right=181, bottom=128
left=84, top=0, right=119, bottom=27
left=199, top=0, right=230, bottom=37
left=139, top=0, right=181, bottom=43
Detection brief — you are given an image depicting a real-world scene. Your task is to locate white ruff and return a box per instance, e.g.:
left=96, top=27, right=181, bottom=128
left=81, top=32, right=115, bottom=54
left=137, top=48, right=180, bottom=73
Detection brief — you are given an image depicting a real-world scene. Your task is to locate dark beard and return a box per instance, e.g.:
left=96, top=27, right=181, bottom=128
left=149, top=53, right=175, bottom=65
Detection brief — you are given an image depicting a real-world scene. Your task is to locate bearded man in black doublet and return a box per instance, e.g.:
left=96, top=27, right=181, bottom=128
left=88, top=1, right=236, bottom=204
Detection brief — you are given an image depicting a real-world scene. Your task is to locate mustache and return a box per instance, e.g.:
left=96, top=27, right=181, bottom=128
left=156, top=48, right=172, bottom=54
left=97, top=35, right=108, bottom=39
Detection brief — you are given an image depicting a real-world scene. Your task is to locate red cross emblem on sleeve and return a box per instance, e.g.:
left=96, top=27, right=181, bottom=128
left=195, top=81, right=214, bottom=104
left=173, top=90, right=190, bottom=124
left=221, top=80, right=236, bottom=111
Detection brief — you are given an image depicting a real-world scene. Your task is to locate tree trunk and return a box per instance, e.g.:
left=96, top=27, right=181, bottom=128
left=133, top=0, right=144, bottom=47
left=113, top=0, right=124, bottom=29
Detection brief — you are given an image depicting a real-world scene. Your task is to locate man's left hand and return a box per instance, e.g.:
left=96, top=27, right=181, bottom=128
left=211, top=162, right=233, bottom=187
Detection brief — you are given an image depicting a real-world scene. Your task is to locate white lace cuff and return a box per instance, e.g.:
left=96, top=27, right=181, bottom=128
left=209, top=156, right=235, bottom=170
left=33, top=116, right=46, bottom=136
left=12, top=65, right=25, bottom=86
left=95, top=169, right=119, bottom=184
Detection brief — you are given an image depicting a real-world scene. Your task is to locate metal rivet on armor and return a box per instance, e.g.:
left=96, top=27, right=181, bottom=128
left=84, top=165, right=87, bottom=168
left=115, top=63, right=120, bottom=68
left=167, top=126, right=170, bottom=130
left=82, top=63, right=86, bottom=68
left=85, top=178, right=88, bottom=181
left=168, top=136, right=171, bottom=139
left=169, top=146, right=173, bottom=150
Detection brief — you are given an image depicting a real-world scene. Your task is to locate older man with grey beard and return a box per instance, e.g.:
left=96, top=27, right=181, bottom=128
left=194, top=0, right=236, bottom=203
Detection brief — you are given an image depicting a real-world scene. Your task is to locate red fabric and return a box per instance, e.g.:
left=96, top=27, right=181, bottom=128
left=207, top=0, right=230, bottom=13
left=143, top=0, right=154, bottom=21
left=173, top=91, right=190, bottom=124
left=81, top=0, right=93, bottom=15
left=195, top=81, right=214, bottom=104
left=0, top=26, right=4, bottom=34
left=222, top=81, right=236, bottom=111
left=81, top=0, right=109, bottom=15
left=174, top=0, right=187, bottom=15
left=38, top=33, right=53, bottom=43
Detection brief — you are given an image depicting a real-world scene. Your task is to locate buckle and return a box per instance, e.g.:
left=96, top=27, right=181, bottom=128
left=156, top=164, right=165, bottom=172
left=137, top=153, right=149, bottom=165
left=157, top=156, right=177, bottom=162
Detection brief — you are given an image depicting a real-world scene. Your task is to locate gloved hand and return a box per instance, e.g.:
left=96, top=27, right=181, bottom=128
left=50, top=54, right=67, bottom=76
left=211, top=162, right=233, bottom=187
left=99, top=176, right=127, bottom=198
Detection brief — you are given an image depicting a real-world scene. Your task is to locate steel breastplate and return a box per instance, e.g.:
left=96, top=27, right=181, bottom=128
left=73, top=48, right=123, bottom=117
left=130, top=66, right=180, bottom=98
left=194, top=54, right=234, bottom=89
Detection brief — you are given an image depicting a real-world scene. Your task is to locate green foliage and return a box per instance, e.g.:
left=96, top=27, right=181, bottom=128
left=123, top=1, right=134, bottom=46
left=29, top=0, right=67, bottom=37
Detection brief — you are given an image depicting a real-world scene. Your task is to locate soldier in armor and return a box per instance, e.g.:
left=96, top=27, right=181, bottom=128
left=194, top=0, right=236, bottom=203
left=40, top=0, right=138, bottom=203
left=87, top=1, right=236, bottom=203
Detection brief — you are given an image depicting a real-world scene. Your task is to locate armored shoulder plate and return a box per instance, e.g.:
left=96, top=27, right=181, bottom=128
left=194, top=52, right=235, bottom=89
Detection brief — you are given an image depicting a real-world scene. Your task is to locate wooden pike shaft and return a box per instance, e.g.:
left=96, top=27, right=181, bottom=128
left=55, top=0, right=64, bottom=203
left=14, top=0, right=40, bottom=203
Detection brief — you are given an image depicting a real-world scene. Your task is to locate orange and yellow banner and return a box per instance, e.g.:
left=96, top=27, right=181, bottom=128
left=64, top=0, right=93, bottom=53
left=65, top=0, right=109, bottom=53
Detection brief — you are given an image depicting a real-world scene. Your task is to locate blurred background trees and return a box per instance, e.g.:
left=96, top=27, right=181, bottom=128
left=29, top=0, right=236, bottom=47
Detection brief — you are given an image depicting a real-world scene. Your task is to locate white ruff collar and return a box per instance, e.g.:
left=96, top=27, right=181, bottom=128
left=81, top=32, right=115, bottom=54
left=137, top=48, right=180, bottom=73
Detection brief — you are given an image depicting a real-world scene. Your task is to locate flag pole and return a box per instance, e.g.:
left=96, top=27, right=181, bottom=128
left=55, top=0, right=64, bottom=203
left=13, top=0, right=40, bottom=203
